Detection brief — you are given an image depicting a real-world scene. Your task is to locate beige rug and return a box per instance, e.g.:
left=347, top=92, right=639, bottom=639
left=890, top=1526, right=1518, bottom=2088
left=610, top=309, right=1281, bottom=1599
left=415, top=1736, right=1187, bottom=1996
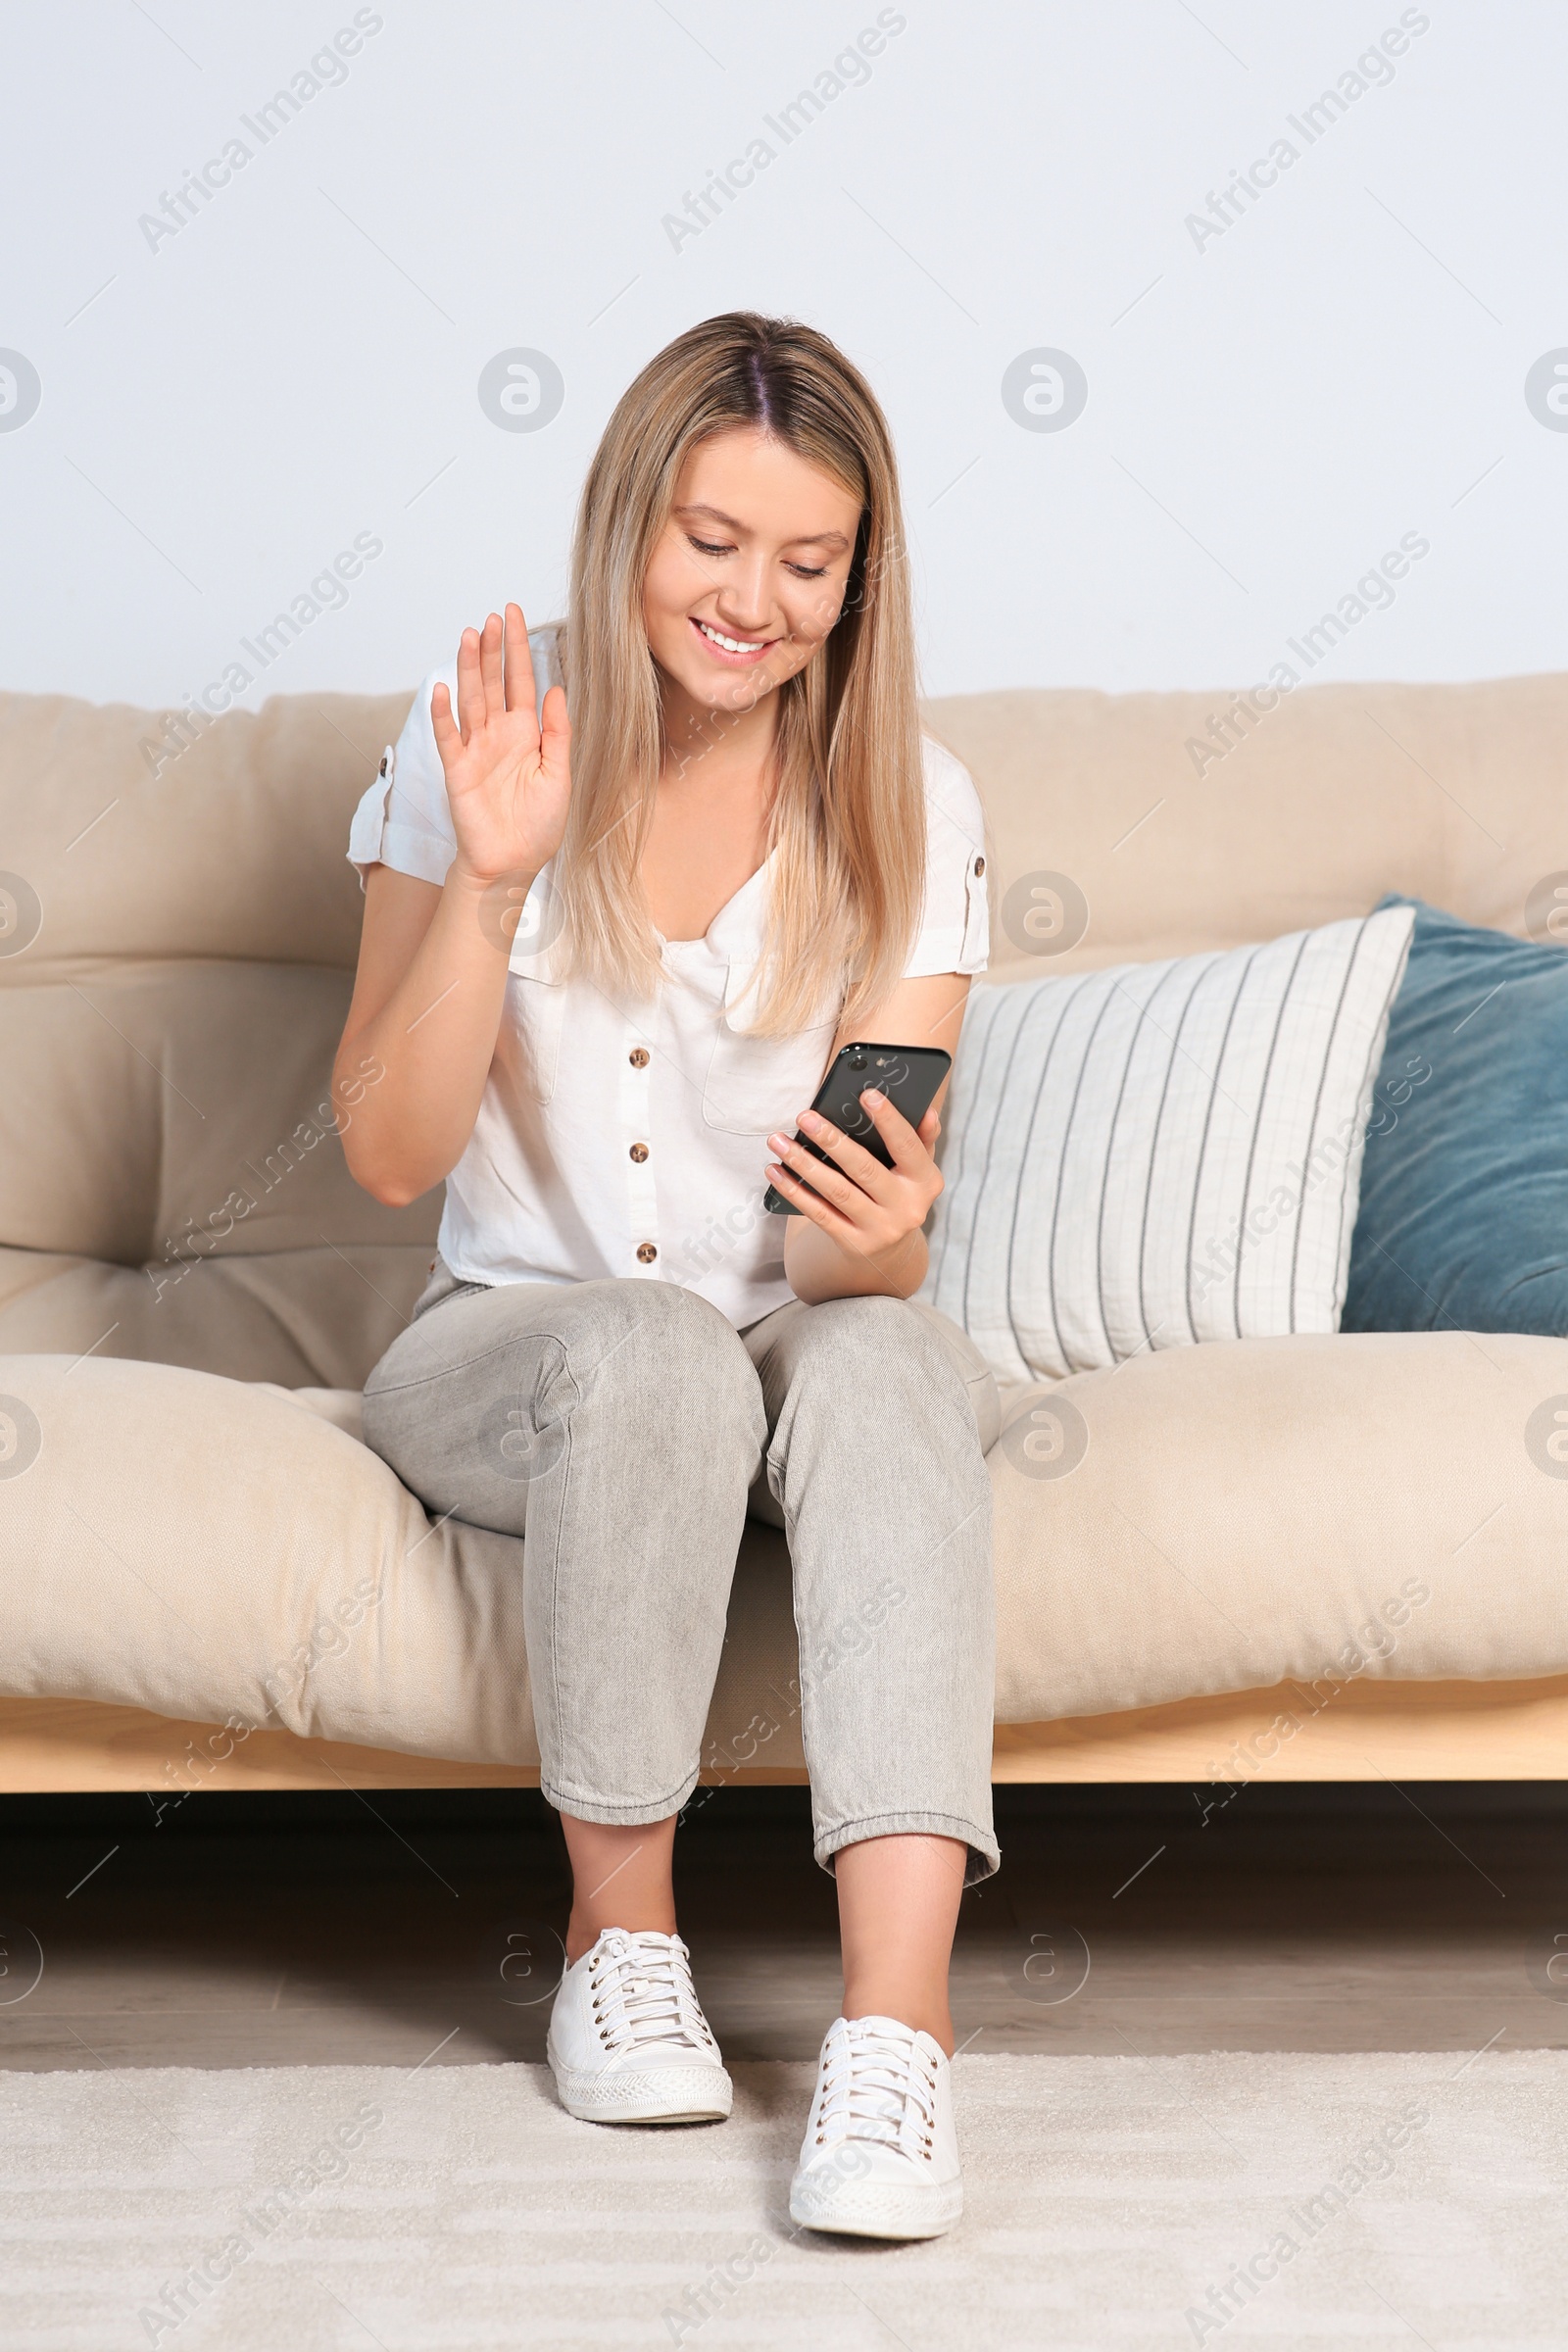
left=2, top=2052, right=1563, bottom=2349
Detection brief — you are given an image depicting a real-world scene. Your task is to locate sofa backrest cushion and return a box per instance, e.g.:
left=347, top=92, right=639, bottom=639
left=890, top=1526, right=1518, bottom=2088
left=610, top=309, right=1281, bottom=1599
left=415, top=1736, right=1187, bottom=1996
left=0, top=688, right=434, bottom=1385
left=923, top=671, right=1568, bottom=988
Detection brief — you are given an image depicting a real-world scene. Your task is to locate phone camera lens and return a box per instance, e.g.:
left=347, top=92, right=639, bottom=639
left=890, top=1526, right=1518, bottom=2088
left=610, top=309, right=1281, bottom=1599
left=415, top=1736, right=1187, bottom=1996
left=849, top=1053, right=867, bottom=1069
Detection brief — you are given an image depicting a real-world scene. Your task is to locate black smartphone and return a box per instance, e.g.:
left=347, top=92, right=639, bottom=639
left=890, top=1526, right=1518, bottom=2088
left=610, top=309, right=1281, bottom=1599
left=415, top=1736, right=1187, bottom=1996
left=762, top=1042, right=954, bottom=1216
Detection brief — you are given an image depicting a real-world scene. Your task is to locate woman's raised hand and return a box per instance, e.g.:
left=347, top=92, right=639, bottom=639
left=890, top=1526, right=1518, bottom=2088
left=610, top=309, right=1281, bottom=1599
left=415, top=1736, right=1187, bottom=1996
left=430, top=605, right=571, bottom=889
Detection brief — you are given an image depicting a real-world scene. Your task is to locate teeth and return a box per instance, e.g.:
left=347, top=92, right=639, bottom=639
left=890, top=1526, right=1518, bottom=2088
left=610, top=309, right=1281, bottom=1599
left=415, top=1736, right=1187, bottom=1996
left=697, top=618, right=765, bottom=655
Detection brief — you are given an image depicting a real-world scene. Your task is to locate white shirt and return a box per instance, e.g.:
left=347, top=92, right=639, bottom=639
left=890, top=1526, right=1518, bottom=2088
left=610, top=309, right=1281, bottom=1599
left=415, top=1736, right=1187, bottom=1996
left=347, top=627, right=990, bottom=1329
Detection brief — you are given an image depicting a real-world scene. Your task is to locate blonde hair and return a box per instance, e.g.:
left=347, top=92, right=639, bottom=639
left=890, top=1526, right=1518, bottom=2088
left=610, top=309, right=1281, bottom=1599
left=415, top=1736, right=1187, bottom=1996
left=551, top=312, right=925, bottom=1038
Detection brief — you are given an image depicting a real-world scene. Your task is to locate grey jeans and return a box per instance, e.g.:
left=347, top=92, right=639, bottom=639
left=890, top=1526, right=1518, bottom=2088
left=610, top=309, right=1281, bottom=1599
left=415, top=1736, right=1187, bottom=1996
left=362, top=1260, right=1002, bottom=1881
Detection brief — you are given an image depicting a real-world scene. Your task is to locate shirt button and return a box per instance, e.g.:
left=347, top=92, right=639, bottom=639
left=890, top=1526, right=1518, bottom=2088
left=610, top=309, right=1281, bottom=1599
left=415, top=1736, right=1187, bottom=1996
left=974, top=856, right=986, bottom=876
left=629, top=1142, right=649, bottom=1162
left=629, top=1047, right=650, bottom=1067
left=636, top=1242, right=658, bottom=1263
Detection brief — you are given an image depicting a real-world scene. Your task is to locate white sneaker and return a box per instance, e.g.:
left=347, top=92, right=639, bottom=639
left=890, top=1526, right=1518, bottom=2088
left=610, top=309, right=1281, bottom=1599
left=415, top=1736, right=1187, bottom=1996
left=546, top=1928, right=733, bottom=2125
left=789, top=2013, right=962, bottom=2239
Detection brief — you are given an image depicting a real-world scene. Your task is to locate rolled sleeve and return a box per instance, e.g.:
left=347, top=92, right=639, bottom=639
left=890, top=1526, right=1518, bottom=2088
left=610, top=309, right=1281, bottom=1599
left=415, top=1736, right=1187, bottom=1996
left=902, top=735, right=990, bottom=978
left=346, top=666, right=459, bottom=891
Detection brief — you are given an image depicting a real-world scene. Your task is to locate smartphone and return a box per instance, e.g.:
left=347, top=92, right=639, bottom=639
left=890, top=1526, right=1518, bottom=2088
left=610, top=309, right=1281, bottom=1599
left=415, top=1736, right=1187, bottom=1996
left=762, top=1042, right=954, bottom=1216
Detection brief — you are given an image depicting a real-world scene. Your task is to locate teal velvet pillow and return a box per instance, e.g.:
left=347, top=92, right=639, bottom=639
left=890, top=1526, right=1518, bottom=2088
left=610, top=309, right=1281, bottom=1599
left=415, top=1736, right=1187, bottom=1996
left=1344, top=896, right=1568, bottom=1334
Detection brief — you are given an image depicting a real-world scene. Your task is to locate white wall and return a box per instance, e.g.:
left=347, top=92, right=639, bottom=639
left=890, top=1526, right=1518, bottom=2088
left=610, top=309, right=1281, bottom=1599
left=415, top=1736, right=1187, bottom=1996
left=3, top=1, right=1562, bottom=711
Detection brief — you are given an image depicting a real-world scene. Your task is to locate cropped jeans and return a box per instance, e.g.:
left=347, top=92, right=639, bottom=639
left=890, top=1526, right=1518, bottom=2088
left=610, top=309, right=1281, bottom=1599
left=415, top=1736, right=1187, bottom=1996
left=362, top=1260, right=1002, bottom=1881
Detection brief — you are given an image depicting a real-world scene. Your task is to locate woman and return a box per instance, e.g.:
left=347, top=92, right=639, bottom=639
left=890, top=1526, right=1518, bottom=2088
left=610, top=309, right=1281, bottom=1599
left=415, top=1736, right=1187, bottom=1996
left=336, top=312, right=999, bottom=2242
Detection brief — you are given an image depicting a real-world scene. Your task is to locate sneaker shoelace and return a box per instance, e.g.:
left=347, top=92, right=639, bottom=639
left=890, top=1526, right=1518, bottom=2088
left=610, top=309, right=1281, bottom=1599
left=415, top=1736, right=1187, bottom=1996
left=813, top=2020, right=940, bottom=2163
left=587, top=1931, right=716, bottom=2058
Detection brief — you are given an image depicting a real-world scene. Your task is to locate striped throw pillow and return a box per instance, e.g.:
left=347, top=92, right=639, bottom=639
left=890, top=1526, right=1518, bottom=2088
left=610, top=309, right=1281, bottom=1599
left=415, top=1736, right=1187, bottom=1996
left=922, top=906, right=1415, bottom=1382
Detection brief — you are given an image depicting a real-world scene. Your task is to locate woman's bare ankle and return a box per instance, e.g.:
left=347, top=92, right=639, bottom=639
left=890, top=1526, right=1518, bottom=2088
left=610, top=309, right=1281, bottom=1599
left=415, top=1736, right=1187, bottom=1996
left=564, top=1892, right=679, bottom=1965
left=842, top=1983, right=955, bottom=2054
left=560, top=1810, right=679, bottom=1964
left=834, top=1833, right=966, bottom=2055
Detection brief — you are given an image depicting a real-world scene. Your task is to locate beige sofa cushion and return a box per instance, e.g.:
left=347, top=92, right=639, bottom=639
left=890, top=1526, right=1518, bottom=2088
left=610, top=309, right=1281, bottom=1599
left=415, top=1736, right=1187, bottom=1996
left=0, top=1245, right=432, bottom=1392
left=926, top=670, right=1568, bottom=983
left=994, top=1329, right=1568, bottom=1723
left=0, top=688, right=400, bottom=969
left=0, top=690, right=436, bottom=1388
left=0, top=1354, right=803, bottom=1770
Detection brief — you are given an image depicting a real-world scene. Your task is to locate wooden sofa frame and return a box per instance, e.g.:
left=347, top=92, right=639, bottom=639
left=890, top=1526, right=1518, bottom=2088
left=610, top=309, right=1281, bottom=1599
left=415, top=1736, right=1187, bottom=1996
left=5, top=1682, right=1564, bottom=1796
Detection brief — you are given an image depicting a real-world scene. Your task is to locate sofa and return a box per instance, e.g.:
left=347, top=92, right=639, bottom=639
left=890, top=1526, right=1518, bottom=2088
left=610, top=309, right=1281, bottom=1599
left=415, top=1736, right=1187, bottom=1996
left=3, top=667, right=1567, bottom=1800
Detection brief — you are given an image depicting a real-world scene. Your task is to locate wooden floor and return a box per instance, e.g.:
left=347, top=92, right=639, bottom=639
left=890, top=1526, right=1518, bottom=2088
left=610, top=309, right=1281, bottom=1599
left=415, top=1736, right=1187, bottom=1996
left=2, top=1783, right=1565, bottom=2071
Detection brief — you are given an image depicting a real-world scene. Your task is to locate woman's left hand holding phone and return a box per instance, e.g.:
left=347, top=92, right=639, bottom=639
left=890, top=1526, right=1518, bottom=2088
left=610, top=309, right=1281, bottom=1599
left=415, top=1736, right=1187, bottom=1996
left=766, top=969, right=969, bottom=1305
left=766, top=1089, right=944, bottom=1298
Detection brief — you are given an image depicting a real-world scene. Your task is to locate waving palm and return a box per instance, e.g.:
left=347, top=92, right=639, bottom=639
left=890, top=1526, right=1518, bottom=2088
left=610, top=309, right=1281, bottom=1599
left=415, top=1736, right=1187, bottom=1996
left=430, top=603, right=571, bottom=887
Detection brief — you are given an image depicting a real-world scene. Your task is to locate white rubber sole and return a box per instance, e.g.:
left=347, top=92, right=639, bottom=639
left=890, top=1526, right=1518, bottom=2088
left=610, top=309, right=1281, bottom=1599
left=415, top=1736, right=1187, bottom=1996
left=547, top=2049, right=733, bottom=2125
left=789, top=2167, right=963, bottom=2241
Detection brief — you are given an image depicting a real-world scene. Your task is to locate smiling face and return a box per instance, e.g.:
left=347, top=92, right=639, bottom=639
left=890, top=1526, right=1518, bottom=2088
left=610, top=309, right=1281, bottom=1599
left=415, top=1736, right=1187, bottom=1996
left=641, top=426, right=864, bottom=720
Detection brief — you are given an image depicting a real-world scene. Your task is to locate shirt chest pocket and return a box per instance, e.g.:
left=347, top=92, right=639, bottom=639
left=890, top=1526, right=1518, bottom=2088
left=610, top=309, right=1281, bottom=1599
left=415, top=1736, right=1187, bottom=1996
left=500, top=945, right=566, bottom=1109
left=496, top=882, right=567, bottom=1105
left=703, top=1019, right=837, bottom=1136
left=504, top=973, right=565, bottom=1104
left=701, top=960, right=838, bottom=1137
